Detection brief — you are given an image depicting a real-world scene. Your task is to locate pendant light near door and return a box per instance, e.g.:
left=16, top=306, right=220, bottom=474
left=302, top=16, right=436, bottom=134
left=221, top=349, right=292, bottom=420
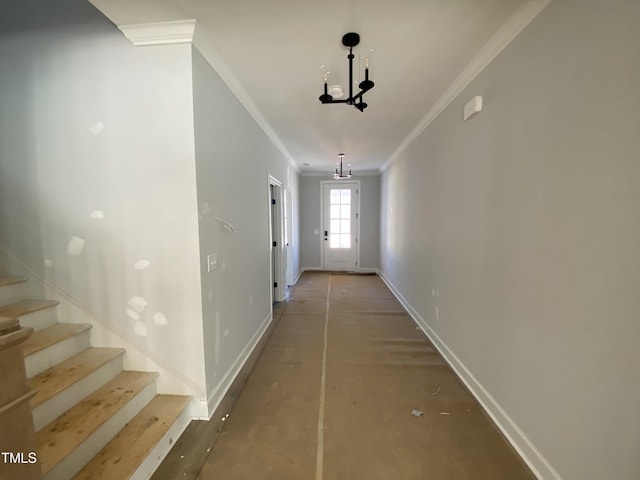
left=334, top=154, right=352, bottom=179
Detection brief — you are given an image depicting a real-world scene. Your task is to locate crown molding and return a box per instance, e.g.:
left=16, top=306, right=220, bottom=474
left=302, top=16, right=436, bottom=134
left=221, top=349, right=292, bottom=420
left=300, top=170, right=380, bottom=177
left=191, top=30, right=300, bottom=174
left=114, top=19, right=299, bottom=174
left=380, top=0, right=553, bottom=172
left=118, top=19, right=196, bottom=46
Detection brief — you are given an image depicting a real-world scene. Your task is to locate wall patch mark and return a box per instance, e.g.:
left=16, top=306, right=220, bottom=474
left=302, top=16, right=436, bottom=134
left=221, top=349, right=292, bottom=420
left=128, top=296, right=148, bottom=313
left=134, top=321, right=148, bottom=337
left=134, top=259, right=150, bottom=270
left=88, top=121, right=105, bottom=135
left=67, top=236, right=85, bottom=255
left=153, top=312, right=168, bottom=326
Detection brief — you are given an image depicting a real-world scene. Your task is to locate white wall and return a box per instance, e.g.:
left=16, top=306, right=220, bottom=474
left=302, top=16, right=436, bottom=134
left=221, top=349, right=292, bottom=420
left=191, top=48, right=300, bottom=415
left=0, top=0, right=207, bottom=402
left=300, top=174, right=380, bottom=270
left=380, top=1, right=640, bottom=479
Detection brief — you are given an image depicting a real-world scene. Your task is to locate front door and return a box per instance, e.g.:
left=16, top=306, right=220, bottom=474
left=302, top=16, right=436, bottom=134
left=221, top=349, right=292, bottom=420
left=322, top=181, right=359, bottom=271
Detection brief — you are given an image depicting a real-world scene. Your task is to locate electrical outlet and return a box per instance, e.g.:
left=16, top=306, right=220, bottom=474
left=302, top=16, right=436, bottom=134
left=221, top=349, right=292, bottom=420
left=207, top=253, right=218, bottom=272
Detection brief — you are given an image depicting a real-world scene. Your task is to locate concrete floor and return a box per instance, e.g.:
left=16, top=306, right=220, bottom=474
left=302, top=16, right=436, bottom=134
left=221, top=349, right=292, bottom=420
left=197, top=272, right=535, bottom=480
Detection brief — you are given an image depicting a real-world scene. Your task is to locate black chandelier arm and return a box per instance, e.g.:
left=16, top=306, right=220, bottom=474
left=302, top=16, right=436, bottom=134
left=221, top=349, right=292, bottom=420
left=351, top=90, right=366, bottom=103
left=321, top=98, right=350, bottom=104
left=321, top=88, right=372, bottom=105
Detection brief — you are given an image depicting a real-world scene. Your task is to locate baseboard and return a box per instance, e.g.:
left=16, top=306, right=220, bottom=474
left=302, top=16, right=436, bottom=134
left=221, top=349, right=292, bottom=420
left=301, top=266, right=323, bottom=272
left=205, top=310, right=273, bottom=418
left=0, top=245, right=206, bottom=416
left=293, top=269, right=303, bottom=285
left=356, top=267, right=378, bottom=274
left=378, top=270, right=562, bottom=480
left=300, top=267, right=379, bottom=274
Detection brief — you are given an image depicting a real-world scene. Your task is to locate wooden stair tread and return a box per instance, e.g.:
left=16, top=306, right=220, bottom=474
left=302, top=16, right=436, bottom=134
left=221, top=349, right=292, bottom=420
left=0, top=275, right=27, bottom=287
left=21, top=323, right=91, bottom=357
left=28, top=347, right=125, bottom=409
left=0, top=299, right=59, bottom=318
left=36, top=370, right=159, bottom=475
left=0, top=317, right=20, bottom=336
left=72, top=395, right=191, bottom=480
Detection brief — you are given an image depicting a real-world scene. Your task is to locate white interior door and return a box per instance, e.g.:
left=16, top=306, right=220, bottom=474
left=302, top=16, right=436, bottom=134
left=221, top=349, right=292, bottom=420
left=322, top=181, right=359, bottom=271
left=284, top=188, right=293, bottom=286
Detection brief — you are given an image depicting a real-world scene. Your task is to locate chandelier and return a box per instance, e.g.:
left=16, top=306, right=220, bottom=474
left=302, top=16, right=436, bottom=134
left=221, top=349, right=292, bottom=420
left=319, top=33, right=374, bottom=112
left=334, top=154, right=352, bottom=179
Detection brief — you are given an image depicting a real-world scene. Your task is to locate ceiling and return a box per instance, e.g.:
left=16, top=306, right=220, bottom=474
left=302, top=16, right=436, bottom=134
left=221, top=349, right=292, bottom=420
left=90, top=0, right=532, bottom=174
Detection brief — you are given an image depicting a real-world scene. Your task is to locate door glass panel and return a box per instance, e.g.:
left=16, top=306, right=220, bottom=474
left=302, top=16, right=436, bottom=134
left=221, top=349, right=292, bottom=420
left=328, top=188, right=352, bottom=250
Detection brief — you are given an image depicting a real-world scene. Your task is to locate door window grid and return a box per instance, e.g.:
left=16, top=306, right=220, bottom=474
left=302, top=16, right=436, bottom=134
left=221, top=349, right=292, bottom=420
left=329, top=188, right=351, bottom=249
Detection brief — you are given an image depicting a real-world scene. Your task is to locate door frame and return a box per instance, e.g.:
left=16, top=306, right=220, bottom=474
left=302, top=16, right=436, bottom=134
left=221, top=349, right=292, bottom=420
left=268, top=175, right=286, bottom=303
left=320, top=180, right=361, bottom=271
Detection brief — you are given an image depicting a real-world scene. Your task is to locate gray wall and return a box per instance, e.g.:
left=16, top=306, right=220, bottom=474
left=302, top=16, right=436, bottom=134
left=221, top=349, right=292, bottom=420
left=299, top=176, right=322, bottom=268
left=192, top=48, right=300, bottom=411
left=300, top=174, right=380, bottom=270
left=0, top=0, right=206, bottom=396
left=380, top=1, right=640, bottom=479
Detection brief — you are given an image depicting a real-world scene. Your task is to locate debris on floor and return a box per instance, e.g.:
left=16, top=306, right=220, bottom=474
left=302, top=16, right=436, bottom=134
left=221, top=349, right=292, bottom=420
left=432, top=386, right=441, bottom=396
left=440, top=412, right=451, bottom=415
left=411, top=409, right=424, bottom=417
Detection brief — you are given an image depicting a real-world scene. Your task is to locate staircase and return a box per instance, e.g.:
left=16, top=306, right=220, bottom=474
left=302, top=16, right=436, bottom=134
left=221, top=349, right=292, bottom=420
left=0, top=276, right=191, bottom=480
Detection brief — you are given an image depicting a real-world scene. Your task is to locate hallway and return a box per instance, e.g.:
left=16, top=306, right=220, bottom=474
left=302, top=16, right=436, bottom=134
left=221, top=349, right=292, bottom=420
left=197, top=272, right=534, bottom=479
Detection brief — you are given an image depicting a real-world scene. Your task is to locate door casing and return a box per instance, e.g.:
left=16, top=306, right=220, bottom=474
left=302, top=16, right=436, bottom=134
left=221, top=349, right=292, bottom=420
left=268, top=175, right=286, bottom=302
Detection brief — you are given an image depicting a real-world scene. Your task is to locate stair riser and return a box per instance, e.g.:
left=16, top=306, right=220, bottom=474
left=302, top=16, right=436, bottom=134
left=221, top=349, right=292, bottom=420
left=17, top=307, right=59, bottom=332
left=43, top=380, right=158, bottom=480
left=0, top=282, right=27, bottom=306
left=25, top=330, right=91, bottom=378
left=32, top=354, right=125, bottom=431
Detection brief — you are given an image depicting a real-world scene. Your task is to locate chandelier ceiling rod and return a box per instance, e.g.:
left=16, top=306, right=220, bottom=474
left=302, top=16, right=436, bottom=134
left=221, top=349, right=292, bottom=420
left=319, top=32, right=374, bottom=112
